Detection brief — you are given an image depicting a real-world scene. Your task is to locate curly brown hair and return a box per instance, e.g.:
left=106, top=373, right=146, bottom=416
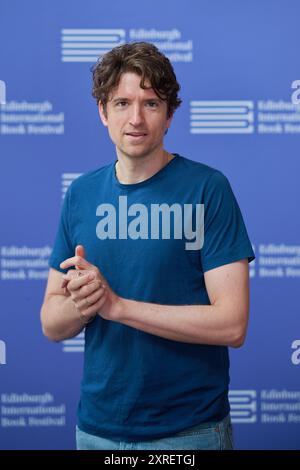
left=91, top=42, right=182, bottom=117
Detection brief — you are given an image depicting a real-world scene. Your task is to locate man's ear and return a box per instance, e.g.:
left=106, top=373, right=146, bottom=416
left=98, top=102, right=108, bottom=127
left=165, top=112, right=173, bottom=132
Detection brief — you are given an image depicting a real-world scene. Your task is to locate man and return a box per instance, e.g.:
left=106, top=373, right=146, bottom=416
left=40, top=42, right=255, bottom=450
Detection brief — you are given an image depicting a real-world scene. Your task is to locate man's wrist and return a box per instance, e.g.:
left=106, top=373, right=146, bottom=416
left=111, top=296, right=126, bottom=322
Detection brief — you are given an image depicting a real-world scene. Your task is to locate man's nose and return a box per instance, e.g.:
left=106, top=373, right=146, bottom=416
left=129, top=104, right=144, bottom=126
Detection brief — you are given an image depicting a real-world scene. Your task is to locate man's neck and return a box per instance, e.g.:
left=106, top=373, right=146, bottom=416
left=115, top=150, right=174, bottom=184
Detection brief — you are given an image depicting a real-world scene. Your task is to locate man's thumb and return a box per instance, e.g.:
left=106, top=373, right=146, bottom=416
left=75, top=245, right=86, bottom=261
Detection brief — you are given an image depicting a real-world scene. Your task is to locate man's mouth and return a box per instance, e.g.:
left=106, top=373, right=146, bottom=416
left=125, top=132, right=147, bottom=137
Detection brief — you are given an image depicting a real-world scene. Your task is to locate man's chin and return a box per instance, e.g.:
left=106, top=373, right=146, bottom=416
left=118, top=147, right=153, bottom=160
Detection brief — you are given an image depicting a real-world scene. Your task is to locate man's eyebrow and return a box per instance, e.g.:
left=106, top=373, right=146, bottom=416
left=112, top=97, right=161, bottom=101
left=144, top=98, right=161, bottom=102
left=112, top=97, right=129, bottom=102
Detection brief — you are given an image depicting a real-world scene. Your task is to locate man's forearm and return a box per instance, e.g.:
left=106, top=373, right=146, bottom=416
left=115, top=298, right=244, bottom=347
left=41, top=295, right=84, bottom=342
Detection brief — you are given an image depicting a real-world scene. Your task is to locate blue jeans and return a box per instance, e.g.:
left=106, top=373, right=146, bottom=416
left=76, top=414, right=234, bottom=450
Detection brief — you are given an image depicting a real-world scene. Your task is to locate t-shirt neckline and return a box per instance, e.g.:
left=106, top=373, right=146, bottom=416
left=113, top=153, right=180, bottom=189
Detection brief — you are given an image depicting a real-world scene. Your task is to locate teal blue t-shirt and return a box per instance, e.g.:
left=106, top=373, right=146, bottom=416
left=49, top=154, right=255, bottom=441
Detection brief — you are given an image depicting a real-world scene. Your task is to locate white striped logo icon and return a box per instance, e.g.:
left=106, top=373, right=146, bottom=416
left=229, top=390, right=257, bottom=423
left=62, top=332, right=84, bottom=353
left=61, top=173, right=82, bottom=200
left=0, top=340, right=6, bottom=365
left=250, top=244, right=256, bottom=278
left=0, top=80, right=6, bottom=105
left=190, top=101, right=254, bottom=134
left=61, top=29, right=126, bottom=63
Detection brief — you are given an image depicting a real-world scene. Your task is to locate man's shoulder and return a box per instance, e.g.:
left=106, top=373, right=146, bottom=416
left=68, top=162, right=113, bottom=192
left=177, top=154, right=227, bottom=185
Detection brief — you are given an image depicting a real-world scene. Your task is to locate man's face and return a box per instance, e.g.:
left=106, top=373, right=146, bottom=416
left=99, top=72, right=173, bottom=160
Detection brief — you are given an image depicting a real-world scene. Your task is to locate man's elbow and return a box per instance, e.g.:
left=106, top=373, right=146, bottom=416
left=230, top=333, right=246, bottom=348
left=41, top=324, right=62, bottom=343
left=40, top=306, right=62, bottom=343
left=229, top=324, right=247, bottom=348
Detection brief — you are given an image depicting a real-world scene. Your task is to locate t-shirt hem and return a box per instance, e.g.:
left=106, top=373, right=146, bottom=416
left=76, top=407, right=230, bottom=442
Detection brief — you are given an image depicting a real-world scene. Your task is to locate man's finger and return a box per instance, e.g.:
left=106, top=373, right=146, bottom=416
left=61, top=269, right=78, bottom=290
left=62, top=269, right=85, bottom=280
left=61, top=270, right=93, bottom=290
left=60, top=255, right=91, bottom=270
left=75, top=245, right=86, bottom=260
left=74, top=285, right=105, bottom=309
left=65, top=272, right=96, bottom=291
left=80, top=291, right=108, bottom=317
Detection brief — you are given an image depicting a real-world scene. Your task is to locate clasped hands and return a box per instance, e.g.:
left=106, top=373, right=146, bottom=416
left=60, top=245, right=121, bottom=325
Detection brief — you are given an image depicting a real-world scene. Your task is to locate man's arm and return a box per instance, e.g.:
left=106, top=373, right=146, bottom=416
left=114, top=259, right=250, bottom=347
left=60, top=252, right=250, bottom=348
left=40, top=268, right=86, bottom=342
left=40, top=267, right=106, bottom=342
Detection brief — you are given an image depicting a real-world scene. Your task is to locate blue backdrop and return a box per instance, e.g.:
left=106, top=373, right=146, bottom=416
left=0, top=0, right=299, bottom=450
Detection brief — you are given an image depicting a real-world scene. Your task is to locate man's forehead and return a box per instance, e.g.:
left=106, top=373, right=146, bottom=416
left=110, top=72, right=159, bottom=99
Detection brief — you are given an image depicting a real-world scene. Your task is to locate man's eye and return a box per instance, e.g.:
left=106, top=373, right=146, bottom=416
left=147, top=101, right=158, bottom=108
left=116, top=101, right=128, bottom=107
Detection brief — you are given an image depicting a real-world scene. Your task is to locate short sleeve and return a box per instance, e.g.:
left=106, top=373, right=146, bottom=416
left=48, top=187, right=75, bottom=274
left=201, top=171, right=255, bottom=272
